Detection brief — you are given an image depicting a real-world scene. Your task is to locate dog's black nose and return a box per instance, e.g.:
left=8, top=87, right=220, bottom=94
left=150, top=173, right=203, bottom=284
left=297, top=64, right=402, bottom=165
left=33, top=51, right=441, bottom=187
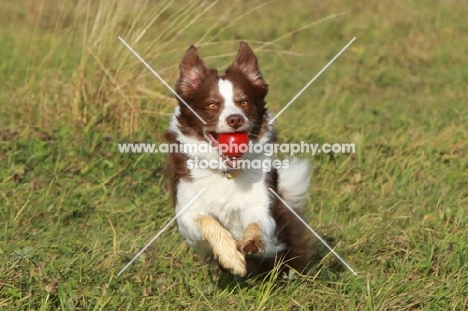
left=226, top=114, right=244, bottom=129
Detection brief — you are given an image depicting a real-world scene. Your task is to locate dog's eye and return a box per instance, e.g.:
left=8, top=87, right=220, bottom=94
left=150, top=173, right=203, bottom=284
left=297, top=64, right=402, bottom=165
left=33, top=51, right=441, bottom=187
left=240, top=99, right=249, bottom=107
left=207, top=102, right=217, bottom=109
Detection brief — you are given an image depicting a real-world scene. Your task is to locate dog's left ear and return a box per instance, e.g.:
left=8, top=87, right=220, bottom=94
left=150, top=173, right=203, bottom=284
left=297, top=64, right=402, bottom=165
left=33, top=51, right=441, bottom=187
left=227, top=41, right=268, bottom=90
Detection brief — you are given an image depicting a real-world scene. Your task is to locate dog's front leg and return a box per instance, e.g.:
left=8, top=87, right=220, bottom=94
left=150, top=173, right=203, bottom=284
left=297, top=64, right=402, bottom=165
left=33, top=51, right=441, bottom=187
left=195, top=216, right=247, bottom=276
left=236, top=223, right=264, bottom=254
left=236, top=206, right=279, bottom=256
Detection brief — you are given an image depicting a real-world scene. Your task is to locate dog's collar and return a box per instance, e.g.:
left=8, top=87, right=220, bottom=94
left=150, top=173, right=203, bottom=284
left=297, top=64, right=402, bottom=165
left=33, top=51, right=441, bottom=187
left=224, top=169, right=240, bottom=179
left=221, top=155, right=242, bottom=179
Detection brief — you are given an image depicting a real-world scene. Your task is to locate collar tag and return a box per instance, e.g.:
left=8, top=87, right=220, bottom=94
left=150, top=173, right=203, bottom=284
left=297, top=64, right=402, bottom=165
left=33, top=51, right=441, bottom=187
left=225, top=170, right=240, bottom=179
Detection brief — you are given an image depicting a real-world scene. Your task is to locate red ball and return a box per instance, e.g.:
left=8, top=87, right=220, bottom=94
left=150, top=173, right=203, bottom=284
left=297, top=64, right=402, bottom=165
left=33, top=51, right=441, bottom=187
left=218, top=132, right=249, bottom=157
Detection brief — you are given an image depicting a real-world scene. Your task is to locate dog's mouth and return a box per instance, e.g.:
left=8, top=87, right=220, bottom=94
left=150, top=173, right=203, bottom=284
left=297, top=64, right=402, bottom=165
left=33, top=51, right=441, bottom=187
left=206, top=131, right=220, bottom=147
left=205, top=130, right=248, bottom=169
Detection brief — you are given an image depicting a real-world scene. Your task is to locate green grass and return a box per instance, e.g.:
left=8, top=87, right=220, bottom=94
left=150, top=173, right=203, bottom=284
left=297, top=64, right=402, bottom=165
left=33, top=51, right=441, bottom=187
left=1, top=0, right=468, bottom=310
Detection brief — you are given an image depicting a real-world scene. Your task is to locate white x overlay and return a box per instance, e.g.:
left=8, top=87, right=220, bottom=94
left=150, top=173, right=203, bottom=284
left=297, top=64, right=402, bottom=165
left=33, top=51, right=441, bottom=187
left=269, top=188, right=357, bottom=275
left=117, top=188, right=206, bottom=276
left=118, top=36, right=207, bottom=124
left=269, top=37, right=356, bottom=124
left=117, top=37, right=357, bottom=276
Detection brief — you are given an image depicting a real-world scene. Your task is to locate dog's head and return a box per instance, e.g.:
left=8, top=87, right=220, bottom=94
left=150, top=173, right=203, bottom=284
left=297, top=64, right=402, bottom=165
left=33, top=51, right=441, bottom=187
left=174, top=42, right=271, bottom=146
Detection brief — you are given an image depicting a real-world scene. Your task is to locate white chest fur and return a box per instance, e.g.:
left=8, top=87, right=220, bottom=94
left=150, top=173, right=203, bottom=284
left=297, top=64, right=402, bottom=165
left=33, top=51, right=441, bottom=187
left=175, top=164, right=280, bottom=258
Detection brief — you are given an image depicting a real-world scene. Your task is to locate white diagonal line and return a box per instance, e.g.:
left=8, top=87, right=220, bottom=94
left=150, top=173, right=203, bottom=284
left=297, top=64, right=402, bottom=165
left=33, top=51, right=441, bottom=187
left=269, top=37, right=356, bottom=124
left=268, top=188, right=357, bottom=275
left=117, top=188, right=206, bottom=276
left=118, top=36, right=207, bottom=125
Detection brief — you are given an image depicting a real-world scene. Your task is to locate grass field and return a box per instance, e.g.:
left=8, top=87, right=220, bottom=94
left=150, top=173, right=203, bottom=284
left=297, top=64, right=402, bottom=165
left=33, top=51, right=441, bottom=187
left=1, top=0, right=467, bottom=310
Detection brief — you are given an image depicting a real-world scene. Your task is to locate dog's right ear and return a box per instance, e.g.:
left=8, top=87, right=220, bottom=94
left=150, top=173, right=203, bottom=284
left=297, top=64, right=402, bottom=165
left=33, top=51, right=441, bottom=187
left=176, top=46, right=209, bottom=97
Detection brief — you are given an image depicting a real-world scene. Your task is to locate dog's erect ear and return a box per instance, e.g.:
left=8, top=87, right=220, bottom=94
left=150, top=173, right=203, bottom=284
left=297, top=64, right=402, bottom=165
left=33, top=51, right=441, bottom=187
left=227, top=41, right=267, bottom=89
left=176, top=45, right=209, bottom=97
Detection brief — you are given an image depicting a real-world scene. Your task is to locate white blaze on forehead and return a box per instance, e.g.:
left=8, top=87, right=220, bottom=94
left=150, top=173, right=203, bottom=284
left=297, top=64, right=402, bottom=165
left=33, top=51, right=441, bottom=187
left=218, top=79, right=235, bottom=108
left=216, top=78, right=249, bottom=132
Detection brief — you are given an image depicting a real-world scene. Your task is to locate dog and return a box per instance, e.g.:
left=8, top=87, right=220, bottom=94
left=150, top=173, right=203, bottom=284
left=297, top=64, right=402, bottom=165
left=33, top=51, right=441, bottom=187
left=166, top=41, right=314, bottom=277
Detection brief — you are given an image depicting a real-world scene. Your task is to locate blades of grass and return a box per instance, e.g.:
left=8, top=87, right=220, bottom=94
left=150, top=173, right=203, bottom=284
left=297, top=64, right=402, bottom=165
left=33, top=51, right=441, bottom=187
left=134, top=0, right=176, bottom=43
left=194, top=0, right=239, bottom=46
left=149, top=1, right=198, bottom=46
left=13, top=194, right=31, bottom=222
left=149, top=0, right=219, bottom=57
left=58, top=281, right=74, bottom=311
left=202, top=0, right=279, bottom=45
left=256, top=11, right=350, bottom=52
left=38, top=294, right=50, bottom=311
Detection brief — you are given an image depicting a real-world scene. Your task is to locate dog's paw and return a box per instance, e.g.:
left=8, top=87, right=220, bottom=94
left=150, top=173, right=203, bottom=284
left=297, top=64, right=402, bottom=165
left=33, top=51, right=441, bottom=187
left=236, top=237, right=264, bottom=255
left=217, top=249, right=246, bottom=276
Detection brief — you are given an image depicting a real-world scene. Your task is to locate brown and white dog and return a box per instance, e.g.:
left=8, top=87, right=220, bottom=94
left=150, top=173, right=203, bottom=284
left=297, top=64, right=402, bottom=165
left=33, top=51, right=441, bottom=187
left=166, top=42, right=314, bottom=277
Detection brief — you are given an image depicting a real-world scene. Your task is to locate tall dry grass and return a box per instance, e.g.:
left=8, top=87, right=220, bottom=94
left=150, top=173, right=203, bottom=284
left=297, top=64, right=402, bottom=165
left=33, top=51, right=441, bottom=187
left=2, top=0, right=346, bottom=135
left=4, top=0, right=225, bottom=134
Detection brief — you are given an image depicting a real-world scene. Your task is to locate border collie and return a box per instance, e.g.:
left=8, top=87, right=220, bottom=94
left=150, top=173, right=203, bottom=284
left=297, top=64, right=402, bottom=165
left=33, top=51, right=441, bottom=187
left=166, top=42, right=313, bottom=277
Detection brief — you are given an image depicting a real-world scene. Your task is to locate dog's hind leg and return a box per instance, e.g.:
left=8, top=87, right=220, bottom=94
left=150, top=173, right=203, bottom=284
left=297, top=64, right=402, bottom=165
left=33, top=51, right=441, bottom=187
left=196, top=216, right=246, bottom=276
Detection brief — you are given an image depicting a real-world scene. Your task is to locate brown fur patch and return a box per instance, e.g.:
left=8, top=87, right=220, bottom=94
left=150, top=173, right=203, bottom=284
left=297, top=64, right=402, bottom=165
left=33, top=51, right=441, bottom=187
left=273, top=201, right=315, bottom=272
left=266, top=169, right=315, bottom=273
left=165, top=130, right=192, bottom=206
